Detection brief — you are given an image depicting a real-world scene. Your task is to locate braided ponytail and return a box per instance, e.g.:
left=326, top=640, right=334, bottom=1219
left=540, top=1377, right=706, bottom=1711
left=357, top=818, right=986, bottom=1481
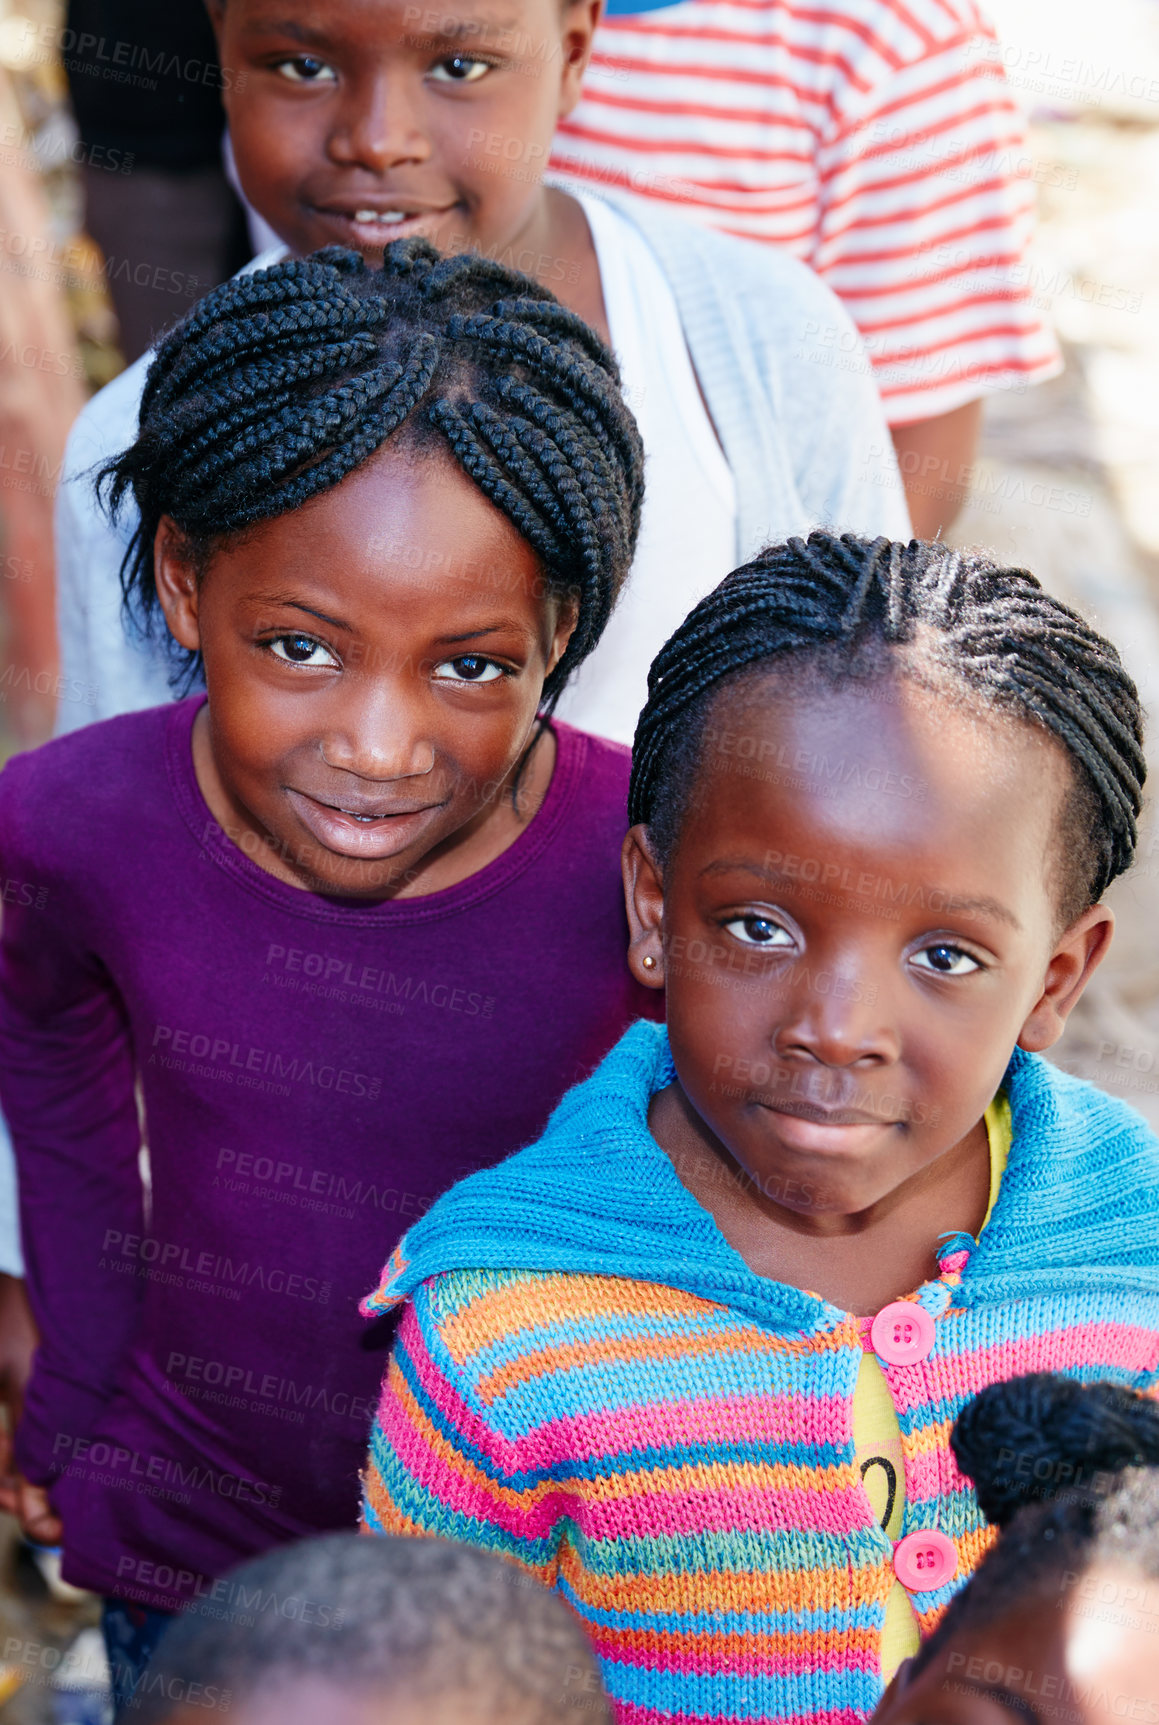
left=103, top=240, right=643, bottom=708
left=628, top=531, right=1146, bottom=918
left=905, top=1374, right=1159, bottom=1680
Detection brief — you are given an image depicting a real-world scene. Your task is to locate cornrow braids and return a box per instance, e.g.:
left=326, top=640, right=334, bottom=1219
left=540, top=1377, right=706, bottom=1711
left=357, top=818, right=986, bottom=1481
left=629, top=531, right=1146, bottom=920
left=102, top=240, right=644, bottom=707
left=909, top=1374, right=1159, bottom=1679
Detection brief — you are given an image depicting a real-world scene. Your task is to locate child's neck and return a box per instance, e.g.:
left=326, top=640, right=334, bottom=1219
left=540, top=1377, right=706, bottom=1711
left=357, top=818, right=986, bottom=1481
left=650, top=1082, right=992, bottom=1316
left=504, top=187, right=611, bottom=347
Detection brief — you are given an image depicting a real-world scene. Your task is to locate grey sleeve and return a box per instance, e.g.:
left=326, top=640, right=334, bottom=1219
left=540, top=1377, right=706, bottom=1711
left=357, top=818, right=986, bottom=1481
left=774, top=279, right=911, bottom=541
left=54, top=358, right=175, bottom=735
left=53, top=438, right=105, bottom=736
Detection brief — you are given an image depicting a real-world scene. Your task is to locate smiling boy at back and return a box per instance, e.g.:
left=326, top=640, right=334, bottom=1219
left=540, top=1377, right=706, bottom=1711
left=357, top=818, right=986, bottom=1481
left=55, top=0, right=907, bottom=747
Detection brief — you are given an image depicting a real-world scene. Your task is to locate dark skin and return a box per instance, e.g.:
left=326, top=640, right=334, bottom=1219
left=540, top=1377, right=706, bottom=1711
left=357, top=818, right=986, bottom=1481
left=892, top=399, right=983, bottom=539
left=624, top=673, right=1112, bottom=1315
left=208, top=0, right=989, bottom=526
left=166, top=1679, right=561, bottom=1725
left=208, top=0, right=610, bottom=343
left=874, top=1565, right=1159, bottom=1725
left=0, top=1274, right=38, bottom=1518
left=155, top=443, right=576, bottom=900
left=13, top=442, right=574, bottom=1540
left=207, top=0, right=983, bottom=530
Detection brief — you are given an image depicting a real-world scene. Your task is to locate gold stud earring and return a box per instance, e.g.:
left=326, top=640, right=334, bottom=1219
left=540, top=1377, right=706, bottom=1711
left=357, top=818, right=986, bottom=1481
left=642, top=955, right=657, bottom=970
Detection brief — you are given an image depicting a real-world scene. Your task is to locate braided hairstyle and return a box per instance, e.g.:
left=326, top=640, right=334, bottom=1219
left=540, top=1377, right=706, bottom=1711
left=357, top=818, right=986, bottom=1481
left=908, top=1374, right=1159, bottom=1678
left=102, top=239, right=644, bottom=709
left=629, top=531, right=1146, bottom=923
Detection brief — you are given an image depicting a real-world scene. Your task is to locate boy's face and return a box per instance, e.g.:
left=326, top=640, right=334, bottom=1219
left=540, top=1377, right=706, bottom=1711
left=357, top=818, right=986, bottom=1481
left=209, top=0, right=599, bottom=265
left=153, top=442, right=574, bottom=899
left=873, top=1564, right=1159, bottom=1725
left=624, top=673, right=1112, bottom=1221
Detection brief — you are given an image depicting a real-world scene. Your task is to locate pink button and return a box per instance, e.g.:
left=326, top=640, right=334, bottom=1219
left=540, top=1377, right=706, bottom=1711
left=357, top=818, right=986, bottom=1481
left=870, top=1300, right=935, bottom=1366
left=893, top=1529, right=958, bottom=1592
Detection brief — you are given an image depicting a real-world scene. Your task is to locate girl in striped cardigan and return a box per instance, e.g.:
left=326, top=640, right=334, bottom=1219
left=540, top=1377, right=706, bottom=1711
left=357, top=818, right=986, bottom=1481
left=360, top=533, right=1159, bottom=1725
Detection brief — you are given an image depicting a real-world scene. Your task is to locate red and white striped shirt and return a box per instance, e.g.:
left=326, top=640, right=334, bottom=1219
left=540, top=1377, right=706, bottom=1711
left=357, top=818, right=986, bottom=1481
left=551, top=0, right=1061, bottom=424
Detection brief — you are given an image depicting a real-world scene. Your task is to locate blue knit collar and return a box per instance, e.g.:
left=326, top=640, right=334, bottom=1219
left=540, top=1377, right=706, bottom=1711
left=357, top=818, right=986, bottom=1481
left=365, top=1022, right=1159, bottom=1331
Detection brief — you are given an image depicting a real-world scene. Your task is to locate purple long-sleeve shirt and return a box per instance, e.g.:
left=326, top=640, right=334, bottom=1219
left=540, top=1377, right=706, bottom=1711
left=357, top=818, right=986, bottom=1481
left=0, top=696, right=655, bottom=1607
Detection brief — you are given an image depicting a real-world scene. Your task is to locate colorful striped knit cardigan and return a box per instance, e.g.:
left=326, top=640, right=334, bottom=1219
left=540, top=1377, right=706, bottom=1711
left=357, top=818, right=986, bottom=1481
left=361, top=1021, right=1159, bottom=1725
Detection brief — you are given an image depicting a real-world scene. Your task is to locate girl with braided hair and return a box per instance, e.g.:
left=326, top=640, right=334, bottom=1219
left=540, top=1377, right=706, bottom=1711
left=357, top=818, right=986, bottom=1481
left=361, top=531, right=1159, bottom=1725
left=0, top=239, right=659, bottom=1711
left=874, top=1372, right=1159, bottom=1723
left=53, top=0, right=908, bottom=747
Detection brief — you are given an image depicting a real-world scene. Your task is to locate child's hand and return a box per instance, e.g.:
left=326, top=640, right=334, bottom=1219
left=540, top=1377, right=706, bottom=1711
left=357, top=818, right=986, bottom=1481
left=14, top=1477, right=61, bottom=1546
left=0, top=1272, right=39, bottom=1517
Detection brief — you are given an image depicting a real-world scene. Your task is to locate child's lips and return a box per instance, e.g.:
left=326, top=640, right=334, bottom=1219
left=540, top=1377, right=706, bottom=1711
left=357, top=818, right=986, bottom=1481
left=757, top=1100, right=898, bottom=1156
left=312, top=203, right=459, bottom=249
left=286, top=787, right=442, bottom=860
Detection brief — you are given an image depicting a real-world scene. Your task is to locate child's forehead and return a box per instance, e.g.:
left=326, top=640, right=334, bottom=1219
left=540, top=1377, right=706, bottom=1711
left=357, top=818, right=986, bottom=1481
left=704, top=665, right=1023, bottom=778
left=204, top=1680, right=536, bottom=1725
left=215, top=442, right=553, bottom=618
left=225, top=0, right=550, bottom=38
left=687, top=669, right=1071, bottom=898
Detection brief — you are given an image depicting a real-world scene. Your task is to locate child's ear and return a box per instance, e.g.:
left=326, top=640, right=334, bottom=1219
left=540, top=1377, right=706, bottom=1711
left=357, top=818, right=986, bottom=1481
left=1017, top=903, right=1115, bottom=1054
left=545, top=597, right=580, bottom=679
left=154, top=517, right=203, bottom=653
left=557, top=0, right=603, bottom=117
left=622, top=825, right=665, bottom=988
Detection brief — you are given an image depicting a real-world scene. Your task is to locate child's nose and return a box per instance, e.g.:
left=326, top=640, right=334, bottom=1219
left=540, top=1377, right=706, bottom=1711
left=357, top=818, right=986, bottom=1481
left=320, top=680, right=436, bottom=781
left=328, top=73, right=431, bottom=174
left=772, top=973, right=899, bottom=1069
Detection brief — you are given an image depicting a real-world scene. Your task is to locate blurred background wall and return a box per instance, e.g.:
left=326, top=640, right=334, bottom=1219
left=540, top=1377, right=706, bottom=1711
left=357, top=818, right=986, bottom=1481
left=943, top=0, right=1159, bottom=1126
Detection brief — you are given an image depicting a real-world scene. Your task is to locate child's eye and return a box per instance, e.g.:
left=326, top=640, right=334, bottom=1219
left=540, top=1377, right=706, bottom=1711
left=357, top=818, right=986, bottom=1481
left=912, top=943, right=980, bottom=976
left=274, top=56, right=338, bottom=83
left=267, top=634, right=340, bottom=669
left=432, top=655, right=505, bottom=683
left=429, top=56, right=493, bottom=82
left=723, top=915, right=793, bottom=949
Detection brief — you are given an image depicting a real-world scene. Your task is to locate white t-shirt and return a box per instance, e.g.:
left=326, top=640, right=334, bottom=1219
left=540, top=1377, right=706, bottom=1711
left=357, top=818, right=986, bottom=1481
left=554, top=192, right=738, bottom=745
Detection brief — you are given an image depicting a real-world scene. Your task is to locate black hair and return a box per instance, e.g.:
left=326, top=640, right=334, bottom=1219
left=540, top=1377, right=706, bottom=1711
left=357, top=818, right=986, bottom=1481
left=628, top=532, right=1146, bottom=924
left=910, top=1374, right=1159, bottom=1676
left=102, top=238, right=644, bottom=712
left=129, top=1532, right=612, bottom=1723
